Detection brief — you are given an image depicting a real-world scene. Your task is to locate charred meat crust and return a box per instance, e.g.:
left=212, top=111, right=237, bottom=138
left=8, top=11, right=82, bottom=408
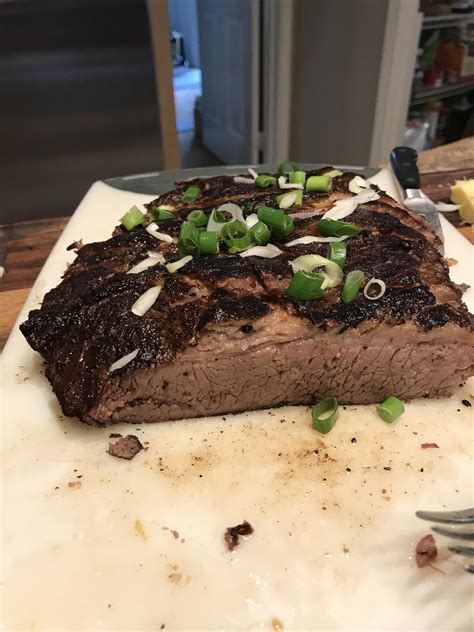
left=20, top=169, right=474, bottom=425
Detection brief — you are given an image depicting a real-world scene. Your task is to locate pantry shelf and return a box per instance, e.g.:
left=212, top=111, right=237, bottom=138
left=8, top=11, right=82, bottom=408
left=411, top=81, right=474, bottom=104
left=422, top=13, right=474, bottom=30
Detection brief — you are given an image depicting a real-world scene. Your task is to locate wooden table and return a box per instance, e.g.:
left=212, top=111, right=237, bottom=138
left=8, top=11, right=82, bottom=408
left=1, top=169, right=473, bottom=350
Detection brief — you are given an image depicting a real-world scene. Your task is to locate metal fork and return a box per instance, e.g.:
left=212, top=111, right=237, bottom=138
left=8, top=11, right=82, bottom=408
left=416, top=508, right=474, bottom=574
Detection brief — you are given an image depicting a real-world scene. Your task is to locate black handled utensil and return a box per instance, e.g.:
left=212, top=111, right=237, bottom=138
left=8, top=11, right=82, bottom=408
left=390, top=146, right=443, bottom=245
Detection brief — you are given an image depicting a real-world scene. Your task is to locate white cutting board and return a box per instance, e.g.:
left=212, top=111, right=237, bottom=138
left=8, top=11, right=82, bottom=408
left=1, top=171, right=473, bottom=631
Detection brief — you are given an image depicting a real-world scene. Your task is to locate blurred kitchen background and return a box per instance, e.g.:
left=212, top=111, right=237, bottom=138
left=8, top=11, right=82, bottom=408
left=1, top=0, right=473, bottom=223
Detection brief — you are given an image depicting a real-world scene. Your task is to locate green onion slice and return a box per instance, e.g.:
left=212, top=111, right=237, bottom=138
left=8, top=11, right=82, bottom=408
left=312, top=397, right=339, bottom=434
left=255, top=174, right=277, bottom=188
left=328, top=242, right=347, bottom=269
left=179, top=221, right=200, bottom=255
left=318, top=218, right=361, bottom=237
left=155, top=209, right=174, bottom=220
left=257, top=206, right=294, bottom=238
left=377, top=396, right=405, bottom=423
left=249, top=221, right=271, bottom=246
left=286, top=270, right=325, bottom=301
left=306, top=175, right=332, bottom=193
left=276, top=190, right=303, bottom=209
left=207, top=208, right=228, bottom=233
left=290, top=254, right=343, bottom=289
left=166, top=255, right=193, bottom=273
left=341, top=270, right=364, bottom=303
left=150, top=205, right=175, bottom=221
left=277, top=161, right=300, bottom=176
left=181, top=186, right=201, bottom=204
left=221, top=220, right=254, bottom=253
left=207, top=203, right=245, bottom=233
left=121, top=205, right=145, bottom=231
left=198, top=230, right=219, bottom=254
left=324, top=169, right=343, bottom=178
left=187, top=209, right=208, bottom=227
left=289, top=170, right=306, bottom=186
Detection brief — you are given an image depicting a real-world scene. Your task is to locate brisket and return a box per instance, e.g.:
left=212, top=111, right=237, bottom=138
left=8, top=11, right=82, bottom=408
left=20, top=169, right=474, bottom=426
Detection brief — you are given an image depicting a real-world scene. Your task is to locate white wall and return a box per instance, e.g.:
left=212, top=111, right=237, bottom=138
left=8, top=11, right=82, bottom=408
left=168, top=0, right=201, bottom=67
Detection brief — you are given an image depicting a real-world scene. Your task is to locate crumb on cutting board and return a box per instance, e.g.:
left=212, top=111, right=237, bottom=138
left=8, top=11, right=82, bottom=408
left=415, top=534, right=438, bottom=568
left=224, top=520, right=254, bottom=551
left=107, top=435, right=143, bottom=460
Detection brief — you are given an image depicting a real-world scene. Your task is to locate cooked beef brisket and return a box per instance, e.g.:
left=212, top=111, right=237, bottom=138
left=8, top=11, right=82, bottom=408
left=20, top=169, right=474, bottom=426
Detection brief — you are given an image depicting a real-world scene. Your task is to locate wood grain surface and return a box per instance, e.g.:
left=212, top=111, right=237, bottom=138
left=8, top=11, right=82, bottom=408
left=1, top=169, right=472, bottom=350
left=0, top=218, right=68, bottom=348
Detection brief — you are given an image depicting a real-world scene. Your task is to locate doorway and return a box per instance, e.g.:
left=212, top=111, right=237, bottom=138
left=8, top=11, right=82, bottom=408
left=167, top=0, right=222, bottom=168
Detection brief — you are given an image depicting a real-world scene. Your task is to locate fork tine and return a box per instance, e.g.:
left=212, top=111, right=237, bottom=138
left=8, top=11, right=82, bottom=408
left=416, top=508, right=474, bottom=524
left=432, top=525, right=474, bottom=540
left=448, top=545, right=474, bottom=557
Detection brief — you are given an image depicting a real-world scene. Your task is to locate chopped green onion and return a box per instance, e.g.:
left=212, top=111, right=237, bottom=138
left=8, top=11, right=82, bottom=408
left=286, top=270, right=325, bottom=301
left=187, top=209, right=208, bottom=227
left=177, top=241, right=189, bottom=258
left=198, top=230, right=219, bottom=254
left=289, top=170, right=306, bottom=186
left=221, top=220, right=254, bottom=253
left=341, top=270, right=364, bottom=303
left=206, top=208, right=229, bottom=233
left=150, top=204, right=175, bottom=221
left=255, top=174, right=277, bottom=188
left=276, top=190, right=303, bottom=208
left=290, top=254, right=343, bottom=289
left=155, top=208, right=174, bottom=220
left=249, top=221, right=271, bottom=246
left=312, top=397, right=339, bottom=434
left=257, top=206, right=294, bottom=238
left=306, top=175, right=332, bottom=193
left=324, top=169, right=343, bottom=178
left=214, top=209, right=227, bottom=223
left=181, top=186, right=201, bottom=204
left=166, top=255, right=193, bottom=273
left=377, top=396, right=405, bottom=423
left=328, top=242, right=347, bottom=269
left=277, top=161, right=300, bottom=176
left=121, top=206, right=145, bottom=231
left=179, top=221, right=200, bottom=255
left=150, top=205, right=175, bottom=221
left=318, top=218, right=360, bottom=237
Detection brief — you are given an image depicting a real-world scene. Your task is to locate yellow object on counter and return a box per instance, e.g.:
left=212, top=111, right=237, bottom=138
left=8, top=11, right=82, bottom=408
left=450, top=179, right=474, bottom=224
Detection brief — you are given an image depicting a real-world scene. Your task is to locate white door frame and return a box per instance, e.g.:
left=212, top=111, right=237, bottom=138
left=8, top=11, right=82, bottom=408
left=369, top=2, right=422, bottom=165
left=249, top=0, right=261, bottom=164
left=262, top=0, right=294, bottom=164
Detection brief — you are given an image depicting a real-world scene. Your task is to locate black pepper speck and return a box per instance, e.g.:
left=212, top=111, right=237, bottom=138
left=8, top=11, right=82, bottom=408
left=351, top=437, right=357, bottom=443
left=241, top=324, right=254, bottom=334
left=462, top=399, right=471, bottom=407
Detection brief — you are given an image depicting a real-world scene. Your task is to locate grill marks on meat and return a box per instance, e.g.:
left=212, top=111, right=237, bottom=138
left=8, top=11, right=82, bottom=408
left=145, top=168, right=353, bottom=216
left=20, top=170, right=474, bottom=426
